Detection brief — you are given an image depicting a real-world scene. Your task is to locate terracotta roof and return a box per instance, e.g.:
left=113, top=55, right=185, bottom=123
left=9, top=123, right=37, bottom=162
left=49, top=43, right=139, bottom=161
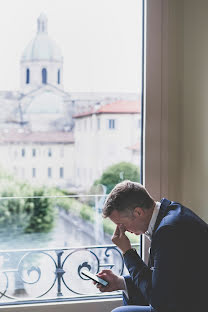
left=0, top=131, right=74, bottom=144
left=73, top=100, right=140, bottom=118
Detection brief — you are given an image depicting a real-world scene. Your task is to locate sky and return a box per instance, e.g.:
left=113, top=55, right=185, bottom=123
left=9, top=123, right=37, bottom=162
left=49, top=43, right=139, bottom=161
left=0, top=0, right=142, bottom=93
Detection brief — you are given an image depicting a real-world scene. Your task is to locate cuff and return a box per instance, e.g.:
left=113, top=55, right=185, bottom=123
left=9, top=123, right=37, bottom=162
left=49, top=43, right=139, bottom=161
left=122, top=276, right=129, bottom=299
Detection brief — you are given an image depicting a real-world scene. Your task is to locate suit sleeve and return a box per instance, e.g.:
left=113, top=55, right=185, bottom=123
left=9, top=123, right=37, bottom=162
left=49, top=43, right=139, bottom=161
left=123, top=248, right=152, bottom=303
left=124, top=226, right=185, bottom=312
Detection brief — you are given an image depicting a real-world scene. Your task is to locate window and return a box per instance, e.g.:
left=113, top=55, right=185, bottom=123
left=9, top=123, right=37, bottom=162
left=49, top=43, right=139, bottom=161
left=42, top=68, right=47, bottom=84
left=32, top=167, right=36, bottom=178
left=48, top=148, right=52, bottom=157
left=26, top=68, right=30, bottom=84
left=97, top=118, right=100, bottom=130
left=32, top=148, right=36, bottom=157
left=48, top=167, right=52, bottom=178
left=0, top=0, right=144, bottom=306
left=21, top=148, right=25, bottom=157
left=60, top=167, right=64, bottom=178
left=108, top=119, right=115, bottom=129
left=57, top=69, right=61, bottom=84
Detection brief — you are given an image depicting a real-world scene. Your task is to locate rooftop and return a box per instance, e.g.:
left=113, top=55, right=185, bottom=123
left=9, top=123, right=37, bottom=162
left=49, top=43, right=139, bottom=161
left=73, top=100, right=141, bottom=118
left=0, top=130, right=74, bottom=144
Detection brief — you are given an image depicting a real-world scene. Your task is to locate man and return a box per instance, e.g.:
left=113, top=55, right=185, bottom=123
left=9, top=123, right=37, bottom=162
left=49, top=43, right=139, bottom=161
left=95, top=180, right=208, bottom=312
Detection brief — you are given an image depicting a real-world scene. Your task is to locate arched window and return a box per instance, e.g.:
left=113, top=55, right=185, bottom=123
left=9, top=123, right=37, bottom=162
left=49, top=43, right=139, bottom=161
left=42, top=68, right=47, bottom=84
left=57, top=69, right=61, bottom=84
left=26, top=68, right=30, bottom=84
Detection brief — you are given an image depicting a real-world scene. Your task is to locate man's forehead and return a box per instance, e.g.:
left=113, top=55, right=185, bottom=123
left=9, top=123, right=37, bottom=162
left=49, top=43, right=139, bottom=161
left=109, top=209, right=129, bottom=221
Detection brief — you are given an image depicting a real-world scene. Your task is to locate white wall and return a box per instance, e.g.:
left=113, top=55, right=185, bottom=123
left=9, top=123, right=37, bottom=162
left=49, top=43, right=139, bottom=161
left=166, top=0, right=208, bottom=221
left=145, top=0, right=208, bottom=222
left=74, top=113, right=140, bottom=190
left=180, top=0, right=208, bottom=221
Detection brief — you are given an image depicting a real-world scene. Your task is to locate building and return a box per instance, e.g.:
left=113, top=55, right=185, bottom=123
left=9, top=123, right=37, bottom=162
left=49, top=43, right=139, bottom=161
left=0, top=130, right=74, bottom=188
left=73, top=100, right=140, bottom=190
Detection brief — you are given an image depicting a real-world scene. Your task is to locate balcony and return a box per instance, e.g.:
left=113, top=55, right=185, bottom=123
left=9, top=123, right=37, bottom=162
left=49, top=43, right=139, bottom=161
left=0, top=244, right=139, bottom=306
left=0, top=190, right=140, bottom=307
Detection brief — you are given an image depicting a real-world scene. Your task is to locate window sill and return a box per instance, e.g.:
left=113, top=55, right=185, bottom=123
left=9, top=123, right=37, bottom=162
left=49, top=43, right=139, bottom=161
left=0, top=297, right=123, bottom=312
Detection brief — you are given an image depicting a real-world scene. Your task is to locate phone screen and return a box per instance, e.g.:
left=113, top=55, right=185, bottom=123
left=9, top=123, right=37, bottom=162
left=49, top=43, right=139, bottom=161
left=81, top=270, right=108, bottom=287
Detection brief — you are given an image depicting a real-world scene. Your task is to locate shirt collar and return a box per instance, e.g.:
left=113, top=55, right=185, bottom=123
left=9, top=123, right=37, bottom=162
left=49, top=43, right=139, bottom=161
left=145, top=201, right=161, bottom=240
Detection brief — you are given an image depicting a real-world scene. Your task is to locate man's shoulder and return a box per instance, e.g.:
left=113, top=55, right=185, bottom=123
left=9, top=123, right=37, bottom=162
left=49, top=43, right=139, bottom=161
left=156, top=201, right=207, bottom=239
left=161, top=198, right=207, bottom=224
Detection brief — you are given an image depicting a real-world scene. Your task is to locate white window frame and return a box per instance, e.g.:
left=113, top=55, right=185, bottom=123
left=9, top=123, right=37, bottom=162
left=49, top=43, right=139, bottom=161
left=143, top=0, right=168, bottom=262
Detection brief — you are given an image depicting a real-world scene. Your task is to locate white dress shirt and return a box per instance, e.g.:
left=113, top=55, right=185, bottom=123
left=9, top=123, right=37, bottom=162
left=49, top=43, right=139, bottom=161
left=144, top=201, right=161, bottom=240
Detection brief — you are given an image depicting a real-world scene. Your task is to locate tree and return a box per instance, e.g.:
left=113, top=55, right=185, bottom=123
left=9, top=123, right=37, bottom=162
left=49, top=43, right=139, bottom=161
left=0, top=169, right=55, bottom=233
left=24, top=189, right=54, bottom=233
left=94, top=162, right=140, bottom=194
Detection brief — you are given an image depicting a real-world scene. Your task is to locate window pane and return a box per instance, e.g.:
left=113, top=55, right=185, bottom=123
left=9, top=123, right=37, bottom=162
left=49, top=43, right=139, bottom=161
left=32, top=148, right=36, bottom=157
left=60, top=167, right=64, bottom=178
left=21, top=148, right=25, bottom=157
left=48, top=167, right=52, bottom=178
left=32, top=167, right=36, bottom=177
left=0, top=0, right=143, bottom=303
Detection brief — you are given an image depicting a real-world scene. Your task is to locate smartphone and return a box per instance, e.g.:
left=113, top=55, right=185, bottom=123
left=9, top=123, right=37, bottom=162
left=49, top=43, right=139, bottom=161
left=81, top=270, right=108, bottom=287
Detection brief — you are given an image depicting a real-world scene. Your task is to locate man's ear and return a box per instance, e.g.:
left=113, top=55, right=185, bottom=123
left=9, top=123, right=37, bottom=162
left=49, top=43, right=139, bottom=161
left=133, top=207, right=144, bottom=217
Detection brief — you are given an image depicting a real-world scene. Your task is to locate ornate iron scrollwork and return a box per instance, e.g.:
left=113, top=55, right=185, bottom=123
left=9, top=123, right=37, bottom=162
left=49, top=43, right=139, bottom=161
left=0, top=244, right=138, bottom=303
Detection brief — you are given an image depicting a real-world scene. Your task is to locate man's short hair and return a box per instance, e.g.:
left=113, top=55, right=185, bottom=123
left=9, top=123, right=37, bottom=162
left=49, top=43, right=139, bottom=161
left=102, top=180, right=155, bottom=218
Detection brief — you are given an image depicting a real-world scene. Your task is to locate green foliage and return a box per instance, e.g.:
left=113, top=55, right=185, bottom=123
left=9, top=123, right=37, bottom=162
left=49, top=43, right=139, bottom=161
left=79, top=204, right=94, bottom=222
left=0, top=168, right=55, bottom=233
left=0, top=173, right=33, bottom=227
left=24, top=189, right=54, bottom=233
left=94, top=162, right=140, bottom=193
left=0, top=167, right=139, bottom=241
left=52, top=188, right=95, bottom=224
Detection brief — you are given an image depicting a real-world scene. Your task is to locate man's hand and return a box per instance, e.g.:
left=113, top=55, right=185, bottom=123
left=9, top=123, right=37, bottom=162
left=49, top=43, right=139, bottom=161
left=94, top=269, right=125, bottom=292
left=112, top=225, right=132, bottom=254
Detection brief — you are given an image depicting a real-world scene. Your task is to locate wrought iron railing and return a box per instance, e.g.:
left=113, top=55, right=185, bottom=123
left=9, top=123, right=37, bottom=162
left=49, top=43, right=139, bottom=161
left=0, top=244, right=139, bottom=305
left=0, top=191, right=140, bottom=305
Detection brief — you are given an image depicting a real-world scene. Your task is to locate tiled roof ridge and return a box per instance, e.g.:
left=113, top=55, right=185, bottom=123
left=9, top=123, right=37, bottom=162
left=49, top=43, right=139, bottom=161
left=73, top=99, right=140, bottom=118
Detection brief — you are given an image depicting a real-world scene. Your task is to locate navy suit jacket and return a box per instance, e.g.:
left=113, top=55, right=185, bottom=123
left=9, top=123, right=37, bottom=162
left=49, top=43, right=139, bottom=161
left=124, top=198, right=208, bottom=312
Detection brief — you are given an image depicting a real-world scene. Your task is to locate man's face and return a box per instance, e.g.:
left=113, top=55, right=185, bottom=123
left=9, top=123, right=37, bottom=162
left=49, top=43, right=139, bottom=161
left=109, top=208, right=147, bottom=235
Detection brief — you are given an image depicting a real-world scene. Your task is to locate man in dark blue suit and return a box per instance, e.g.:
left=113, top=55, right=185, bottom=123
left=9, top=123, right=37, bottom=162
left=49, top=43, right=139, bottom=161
left=95, top=180, right=208, bottom=312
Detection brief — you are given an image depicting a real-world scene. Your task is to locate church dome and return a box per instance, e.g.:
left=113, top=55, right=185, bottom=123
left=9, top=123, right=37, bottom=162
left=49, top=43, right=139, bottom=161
left=21, top=14, right=63, bottom=62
